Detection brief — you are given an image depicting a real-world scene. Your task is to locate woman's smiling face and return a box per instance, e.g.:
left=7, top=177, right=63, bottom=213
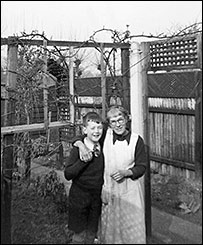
left=109, top=114, right=127, bottom=135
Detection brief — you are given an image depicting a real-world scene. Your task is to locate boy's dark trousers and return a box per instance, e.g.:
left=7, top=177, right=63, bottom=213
left=68, top=184, right=102, bottom=244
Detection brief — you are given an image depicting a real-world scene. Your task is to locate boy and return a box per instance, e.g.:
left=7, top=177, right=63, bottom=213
left=64, top=111, right=104, bottom=244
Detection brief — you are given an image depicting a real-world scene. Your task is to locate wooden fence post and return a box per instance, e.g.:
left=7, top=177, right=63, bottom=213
left=1, top=134, right=14, bottom=244
left=195, top=34, right=202, bottom=182
left=140, top=41, right=151, bottom=240
left=195, top=71, right=202, bottom=181
left=121, top=47, right=130, bottom=113
left=100, top=43, right=106, bottom=120
left=1, top=36, right=18, bottom=244
left=69, top=46, right=74, bottom=124
left=43, top=39, right=48, bottom=128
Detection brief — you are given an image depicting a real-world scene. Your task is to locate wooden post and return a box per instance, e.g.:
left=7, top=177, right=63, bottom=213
left=1, top=134, right=14, bottom=244
left=4, top=37, right=18, bottom=126
left=195, top=71, right=202, bottom=181
left=130, top=41, right=151, bottom=241
left=121, top=47, right=130, bottom=113
left=24, top=136, right=31, bottom=180
left=140, top=41, right=152, bottom=241
left=58, top=141, right=64, bottom=168
left=100, top=43, right=106, bottom=120
left=69, top=46, right=74, bottom=124
left=1, top=37, right=18, bottom=244
left=195, top=34, right=202, bottom=182
left=43, top=39, right=48, bottom=128
left=197, top=33, right=202, bottom=70
left=47, top=111, right=52, bottom=145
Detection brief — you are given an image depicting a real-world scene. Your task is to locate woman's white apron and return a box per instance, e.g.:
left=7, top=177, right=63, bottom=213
left=99, top=128, right=146, bottom=244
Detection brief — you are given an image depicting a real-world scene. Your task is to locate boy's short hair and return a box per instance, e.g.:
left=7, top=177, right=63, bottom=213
left=82, top=111, right=103, bottom=126
left=107, top=106, right=129, bottom=122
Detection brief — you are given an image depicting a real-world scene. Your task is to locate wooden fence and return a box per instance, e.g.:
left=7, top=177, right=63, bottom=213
left=148, top=71, right=202, bottom=180
left=146, top=33, right=202, bottom=181
left=149, top=98, right=195, bottom=178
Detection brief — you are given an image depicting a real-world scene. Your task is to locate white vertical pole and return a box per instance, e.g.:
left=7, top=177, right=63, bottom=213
left=69, top=46, right=74, bottom=124
left=130, top=41, right=146, bottom=231
left=130, top=41, right=151, bottom=241
left=130, top=42, right=144, bottom=137
left=100, top=43, right=106, bottom=120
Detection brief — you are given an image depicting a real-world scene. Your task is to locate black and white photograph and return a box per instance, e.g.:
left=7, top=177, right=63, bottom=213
left=1, top=1, right=202, bottom=244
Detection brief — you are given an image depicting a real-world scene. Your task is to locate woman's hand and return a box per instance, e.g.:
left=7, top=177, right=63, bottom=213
left=110, top=169, right=133, bottom=182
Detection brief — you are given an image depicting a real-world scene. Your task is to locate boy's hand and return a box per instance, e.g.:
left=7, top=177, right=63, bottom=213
left=110, top=169, right=133, bottom=182
left=74, top=141, right=93, bottom=162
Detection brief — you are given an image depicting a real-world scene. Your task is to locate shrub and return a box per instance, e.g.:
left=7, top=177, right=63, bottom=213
left=34, top=170, right=69, bottom=213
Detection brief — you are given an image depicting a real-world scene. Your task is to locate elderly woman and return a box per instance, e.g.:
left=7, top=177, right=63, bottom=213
left=74, top=106, right=147, bottom=244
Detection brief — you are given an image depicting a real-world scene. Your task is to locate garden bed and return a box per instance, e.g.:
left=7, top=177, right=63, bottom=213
left=151, top=172, right=202, bottom=226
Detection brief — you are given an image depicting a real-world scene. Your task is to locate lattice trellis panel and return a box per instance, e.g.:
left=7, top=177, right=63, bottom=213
left=149, top=35, right=200, bottom=71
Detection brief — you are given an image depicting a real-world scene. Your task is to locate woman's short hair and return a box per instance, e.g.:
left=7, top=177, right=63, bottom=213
left=106, top=106, right=129, bottom=122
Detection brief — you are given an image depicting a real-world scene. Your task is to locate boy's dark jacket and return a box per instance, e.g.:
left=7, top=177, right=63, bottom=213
left=64, top=138, right=104, bottom=194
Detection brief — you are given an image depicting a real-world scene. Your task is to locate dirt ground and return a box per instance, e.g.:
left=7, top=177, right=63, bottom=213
left=10, top=159, right=202, bottom=244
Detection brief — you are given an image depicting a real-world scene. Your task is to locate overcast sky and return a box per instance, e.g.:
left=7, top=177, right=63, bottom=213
left=1, top=1, right=202, bottom=42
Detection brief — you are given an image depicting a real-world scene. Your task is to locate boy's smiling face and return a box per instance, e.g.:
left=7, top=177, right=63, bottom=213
left=83, top=120, right=103, bottom=143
